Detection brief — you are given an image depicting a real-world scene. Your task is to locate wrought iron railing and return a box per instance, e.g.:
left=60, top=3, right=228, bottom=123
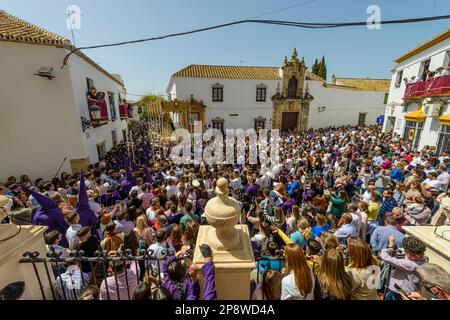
left=19, top=248, right=172, bottom=300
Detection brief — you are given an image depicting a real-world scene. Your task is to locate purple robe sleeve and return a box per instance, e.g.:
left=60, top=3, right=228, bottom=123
left=201, top=262, right=217, bottom=300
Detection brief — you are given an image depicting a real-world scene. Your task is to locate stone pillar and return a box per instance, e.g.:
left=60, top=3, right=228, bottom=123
left=402, top=226, right=450, bottom=273
left=193, top=178, right=255, bottom=300
left=0, top=224, right=52, bottom=300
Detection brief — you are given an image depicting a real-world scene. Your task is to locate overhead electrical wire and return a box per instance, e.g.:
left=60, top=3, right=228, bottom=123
left=62, top=14, right=450, bottom=67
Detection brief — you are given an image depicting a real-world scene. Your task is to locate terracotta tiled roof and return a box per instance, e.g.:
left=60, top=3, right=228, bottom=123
left=173, top=64, right=324, bottom=82
left=0, top=10, right=124, bottom=86
left=334, top=78, right=390, bottom=92
left=395, top=28, right=450, bottom=63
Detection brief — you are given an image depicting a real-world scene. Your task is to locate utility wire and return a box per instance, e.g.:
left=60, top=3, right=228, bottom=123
left=248, top=0, right=320, bottom=19
left=62, top=14, right=450, bottom=67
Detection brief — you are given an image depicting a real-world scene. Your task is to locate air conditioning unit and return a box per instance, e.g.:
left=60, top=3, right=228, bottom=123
left=423, top=103, right=442, bottom=117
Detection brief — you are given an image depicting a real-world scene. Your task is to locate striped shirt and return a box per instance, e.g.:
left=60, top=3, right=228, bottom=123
left=378, top=197, right=397, bottom=224
left=56, top=265, right=89, bottom=300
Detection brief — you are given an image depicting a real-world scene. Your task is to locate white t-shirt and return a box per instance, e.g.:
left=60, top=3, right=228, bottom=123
left=423, top=179, right=440, bottom=190
left=281, top=270, right=315, bottom=300
left=89, top=199, right=102, bottom=217
left=148, top=242, right=176, bottom=275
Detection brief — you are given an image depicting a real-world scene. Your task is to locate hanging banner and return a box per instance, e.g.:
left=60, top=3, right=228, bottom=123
left=408, top=128, right=415, bottom=141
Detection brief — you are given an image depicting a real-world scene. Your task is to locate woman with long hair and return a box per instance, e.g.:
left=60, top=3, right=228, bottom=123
left=182, top=220, right=199, bottom=250
left=281, top=243, right=315, bottom=300
left=134, top=214, right=153, bottom=249
left=286, top=205, right=300, bottom=235
left=319, top=248, right=354, bottom=300
left=167, top=224, right=183, bottom=251
left=251, top=221, right=272, bottom=251
left=252, top=269, right=282, bottom=300
left=346, top=239, right=378, bottom=300
left=357, top=201, right=369, bottom=241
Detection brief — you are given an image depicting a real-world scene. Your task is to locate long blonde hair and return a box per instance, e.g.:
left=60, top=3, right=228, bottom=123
left=319, top=249, right=353, bottom=300
left=284, top=243, right=313, bottom=297
left=298, top=218, right=312, bottom=240
left=347, top=238, right=378, bottom=269
left=136, top=214, right=149, bottom=232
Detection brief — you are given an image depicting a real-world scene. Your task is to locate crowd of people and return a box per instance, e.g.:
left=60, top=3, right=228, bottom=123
left=1, top=121, right=450, bottom=301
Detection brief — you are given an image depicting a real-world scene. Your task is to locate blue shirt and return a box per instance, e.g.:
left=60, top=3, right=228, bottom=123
left=334, top=223, right=358, bottom=247
left=257, top=256, right=284, bottom=274
left=370, top=225, right=405, bottom=254
left=311, top=224, right=330, bottom=238
left=286, top=181, right=300, bottom=197
left=290, top=231, right=307, bottom=250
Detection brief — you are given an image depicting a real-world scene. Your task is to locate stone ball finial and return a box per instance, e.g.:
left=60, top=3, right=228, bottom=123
left=204, top=177, right=241, bottom=251
left=215, top=177, right=228, bottom=195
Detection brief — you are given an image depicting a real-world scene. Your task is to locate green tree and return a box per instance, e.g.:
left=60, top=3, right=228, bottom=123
left=317, top=56, right=327, bottom=81
left=139, top=95, right=163, bottom=120
left=311, top=58, right=319, bottom=75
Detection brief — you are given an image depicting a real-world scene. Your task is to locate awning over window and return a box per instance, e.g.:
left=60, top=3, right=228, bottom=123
left=404, top=108, right=425, bottom=122
left=439, top=113, right=450, bottom=125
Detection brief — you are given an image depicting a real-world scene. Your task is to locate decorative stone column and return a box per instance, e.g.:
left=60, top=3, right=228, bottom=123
left=0, top=224, right=51, bottom=300
left=193, top=178, right=255, bottom=300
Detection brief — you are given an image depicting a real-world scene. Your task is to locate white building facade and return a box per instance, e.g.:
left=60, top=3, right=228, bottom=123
left=0, top=11, right=131, bottom=181
left=167, top=50, right=389, bottom=132
left=383, top=28, right=450, bottom=153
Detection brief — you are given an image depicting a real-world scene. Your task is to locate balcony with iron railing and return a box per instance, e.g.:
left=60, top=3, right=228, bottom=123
left=87, top=95, right=109, bottom=127
left=404, top=74, right=450, bottom=100
left=119, top=104, right=129, bottom=120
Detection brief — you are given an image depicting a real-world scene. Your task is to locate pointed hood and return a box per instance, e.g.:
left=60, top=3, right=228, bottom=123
left=23, top=187, right=69, bottom=247
left=125, top=158, right=134, bottom=182
left=25, top=187, right=58, bottom=211
left=142, top=142, right=150, bottom=164
left=128, top=156, right=140, bottom=171
left=145, top=163, right=152, bottom=185
left=74, top=173, right=99, bottom=238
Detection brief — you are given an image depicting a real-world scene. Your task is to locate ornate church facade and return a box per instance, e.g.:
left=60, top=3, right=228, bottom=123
left=272, top=48, right=314, bottom=131
left=167, top=49, right=389, bottom=133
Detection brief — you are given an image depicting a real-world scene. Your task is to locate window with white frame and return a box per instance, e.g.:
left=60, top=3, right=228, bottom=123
left=436, top=124, right=450, bottom=155
left=403, top=120, right=424, bottom=151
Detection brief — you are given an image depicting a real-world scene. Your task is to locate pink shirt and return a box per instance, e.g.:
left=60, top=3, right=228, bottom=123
left=138, top=192, right=153, bottom=210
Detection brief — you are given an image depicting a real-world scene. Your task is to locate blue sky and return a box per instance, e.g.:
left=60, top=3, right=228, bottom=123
left=2, top=0, right=450, bottom=98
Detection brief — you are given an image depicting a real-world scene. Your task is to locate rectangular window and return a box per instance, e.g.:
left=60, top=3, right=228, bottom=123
left=358, top=113, right=367, bottom=126
left=394, top=70, right=403, bottom=88
left=437, top=125, right=450, bottom=155
left=383, top=93, right=389, bottom=104
left=86, top=78, right=94, bottom=90
left=212, top=87, right=223, bottom=102
left=420, top=59, right=431, bottom=79
left=97, top=142, right=106, bottom=159
left=403, top=120, right=424, bottom=150
left=111, top=130, right=117, bottom=147
left=256, top=87, right=266, bottom=102
left=108, top=93, right=117, bottom=120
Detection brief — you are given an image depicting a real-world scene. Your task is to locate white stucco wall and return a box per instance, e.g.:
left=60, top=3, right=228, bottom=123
left=67, top=53, right=128, bottom=164
left=308, top=81, right=386, bottom=129
left=169, top=77, right=279, bottom=129
left=0, top=42, right=85, bottom=181
left=169, top=76, right=386, bottom=131
left=0, top=42, right=129, bottom=182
